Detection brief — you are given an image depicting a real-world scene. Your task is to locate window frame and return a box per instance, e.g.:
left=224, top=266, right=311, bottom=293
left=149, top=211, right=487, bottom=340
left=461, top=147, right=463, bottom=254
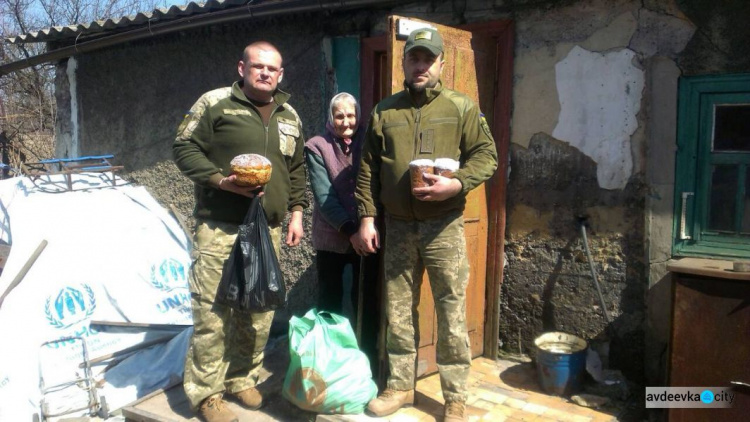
left=673, top=73, right=750, bottom=258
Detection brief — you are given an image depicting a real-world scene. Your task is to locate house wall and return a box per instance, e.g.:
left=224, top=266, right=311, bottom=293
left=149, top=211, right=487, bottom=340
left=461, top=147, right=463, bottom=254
left=495, top=0, right=693, bottom=385
left=489, top=0, right=747, bottom=386
left=51, top=0, right=749, bottom=384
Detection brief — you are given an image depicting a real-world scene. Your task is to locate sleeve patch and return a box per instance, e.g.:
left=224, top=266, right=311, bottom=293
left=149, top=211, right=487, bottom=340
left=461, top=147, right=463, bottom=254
left=177, top=110, right=201, bottom=140
left=479, top=113, right=492, bottom=137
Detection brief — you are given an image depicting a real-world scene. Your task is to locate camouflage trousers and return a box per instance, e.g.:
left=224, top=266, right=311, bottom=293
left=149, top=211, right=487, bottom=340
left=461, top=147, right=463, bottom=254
left=383, top=211, right=471, bottom=402
left=183, top=218, right=282, bottom=410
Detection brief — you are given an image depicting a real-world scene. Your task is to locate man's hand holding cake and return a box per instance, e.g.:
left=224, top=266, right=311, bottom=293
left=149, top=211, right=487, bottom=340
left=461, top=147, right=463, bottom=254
left=219, top=153, right=272, bottom=197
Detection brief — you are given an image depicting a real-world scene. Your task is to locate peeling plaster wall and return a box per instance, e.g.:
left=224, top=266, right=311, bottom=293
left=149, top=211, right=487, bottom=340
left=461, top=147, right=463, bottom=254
left=503, top=0, right=748, bottom=387
left=503, top=0, right=695, bottom=386
left=552, top=46, right=643, bottom=190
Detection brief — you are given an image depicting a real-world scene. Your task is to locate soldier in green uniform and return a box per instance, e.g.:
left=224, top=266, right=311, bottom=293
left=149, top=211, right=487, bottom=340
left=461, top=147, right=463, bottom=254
left=355, top=28, right=498, bottom=422
left=173, top=41, right=307, bottom=422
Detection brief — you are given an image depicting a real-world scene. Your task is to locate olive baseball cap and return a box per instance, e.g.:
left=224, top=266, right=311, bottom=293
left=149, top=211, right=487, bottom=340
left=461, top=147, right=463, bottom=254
left=404, top=27, right=443, bottom=56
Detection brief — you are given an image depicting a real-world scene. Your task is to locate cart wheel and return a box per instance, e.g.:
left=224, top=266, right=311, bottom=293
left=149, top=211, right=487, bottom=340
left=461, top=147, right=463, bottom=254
left=97, top=395, right=109, bottom=419
left=32, top=413, right=40, bottom=422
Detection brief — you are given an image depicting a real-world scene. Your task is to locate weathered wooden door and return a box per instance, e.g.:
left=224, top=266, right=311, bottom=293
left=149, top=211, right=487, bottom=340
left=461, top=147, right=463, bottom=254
left=384, top=16, right=497, bottom=377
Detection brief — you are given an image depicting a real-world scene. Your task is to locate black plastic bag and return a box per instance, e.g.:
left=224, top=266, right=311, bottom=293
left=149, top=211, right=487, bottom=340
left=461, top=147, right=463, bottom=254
left=217, top=196, right=286, bottom=312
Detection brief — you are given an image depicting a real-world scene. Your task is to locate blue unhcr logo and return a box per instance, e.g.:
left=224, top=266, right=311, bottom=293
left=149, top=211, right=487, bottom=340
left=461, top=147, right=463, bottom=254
left=45, top=284, right=96, bottom=329
left=151, top=258, right=187, bottom=291
left=152, top=258, right=191, bottom=315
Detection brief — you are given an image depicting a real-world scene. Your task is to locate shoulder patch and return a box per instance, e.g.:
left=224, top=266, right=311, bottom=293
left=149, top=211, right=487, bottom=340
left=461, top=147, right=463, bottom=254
left=176, top=87, right=232, bottom=140
left=282, top=102, right=303, bottom=127
left=479, top=113, right=492, bottom=137
left=201, top=87, right=233, bottom=108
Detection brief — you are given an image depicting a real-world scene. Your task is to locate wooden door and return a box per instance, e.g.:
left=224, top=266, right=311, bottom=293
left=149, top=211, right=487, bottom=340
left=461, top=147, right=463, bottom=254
left=384, top=16, right=496, bottom=377
left=669, top=273, right=750, bottom=421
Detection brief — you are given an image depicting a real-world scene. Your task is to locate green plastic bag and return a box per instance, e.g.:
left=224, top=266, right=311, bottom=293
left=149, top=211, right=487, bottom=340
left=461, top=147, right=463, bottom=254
left=283, top=309, right=377, bottom=414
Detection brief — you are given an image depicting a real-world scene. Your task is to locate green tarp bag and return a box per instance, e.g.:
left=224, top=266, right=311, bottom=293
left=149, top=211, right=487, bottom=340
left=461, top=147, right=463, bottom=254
left=283, top=308, right=377, bottom=414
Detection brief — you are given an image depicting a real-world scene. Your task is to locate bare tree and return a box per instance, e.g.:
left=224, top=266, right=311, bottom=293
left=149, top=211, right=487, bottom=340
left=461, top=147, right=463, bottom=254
left=0, top=0, right=164, bottom=174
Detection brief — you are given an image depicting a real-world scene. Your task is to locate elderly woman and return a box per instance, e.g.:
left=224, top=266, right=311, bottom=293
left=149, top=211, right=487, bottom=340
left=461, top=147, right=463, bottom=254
left=304, top=92, right=378, bottom=363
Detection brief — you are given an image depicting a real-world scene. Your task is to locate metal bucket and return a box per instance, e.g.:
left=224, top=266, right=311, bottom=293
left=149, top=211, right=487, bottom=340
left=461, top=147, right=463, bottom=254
left=534, top=332, right=588, bottom=396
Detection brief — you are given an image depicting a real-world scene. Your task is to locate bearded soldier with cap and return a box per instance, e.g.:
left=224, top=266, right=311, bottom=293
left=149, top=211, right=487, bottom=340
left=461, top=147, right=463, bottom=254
left=354, top=27, right=498, bottom=422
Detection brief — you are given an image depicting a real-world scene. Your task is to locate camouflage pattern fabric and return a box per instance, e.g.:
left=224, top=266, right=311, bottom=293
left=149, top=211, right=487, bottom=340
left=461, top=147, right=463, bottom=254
left=382, top=212, right=471, bottom=403
left=175, top=87, right=232, bottom=142
left=183, top=218, right=282, bottom=410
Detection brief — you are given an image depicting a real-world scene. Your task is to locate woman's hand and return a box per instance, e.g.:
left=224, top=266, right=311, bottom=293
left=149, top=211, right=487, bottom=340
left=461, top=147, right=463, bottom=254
left=354, top=217, right=379, bottom=256
left=286, top=210, right=304, bottom=247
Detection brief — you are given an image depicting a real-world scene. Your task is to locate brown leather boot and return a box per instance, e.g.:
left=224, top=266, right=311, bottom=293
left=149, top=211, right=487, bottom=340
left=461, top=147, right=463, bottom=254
left=199, top=394, right=238, bottom=422
left=230, top=387, right=263, bottom=410
left=444, top=400, right=467, bottom=422
left=366, top=389, right=415, bottom=417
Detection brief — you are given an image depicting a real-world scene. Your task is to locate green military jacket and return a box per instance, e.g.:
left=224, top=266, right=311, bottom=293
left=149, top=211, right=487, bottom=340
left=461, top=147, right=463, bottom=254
left=173, top=81, right=308, bottom=226
left=356, top=82, right=498, bottom=220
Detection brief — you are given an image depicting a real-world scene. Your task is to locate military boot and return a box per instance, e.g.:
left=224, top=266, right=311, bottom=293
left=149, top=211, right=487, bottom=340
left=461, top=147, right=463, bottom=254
left=199, top=394, right=238, bottom=422
left=366, top=388, right=415, bottom=416
left=444, top=400, right=467, bottom=422
left=230, top=387, right=263, bottom=410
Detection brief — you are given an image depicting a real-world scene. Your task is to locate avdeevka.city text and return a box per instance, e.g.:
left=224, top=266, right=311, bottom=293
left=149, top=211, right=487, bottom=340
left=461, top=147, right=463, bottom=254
left=647, top=390, right=734, bottom=403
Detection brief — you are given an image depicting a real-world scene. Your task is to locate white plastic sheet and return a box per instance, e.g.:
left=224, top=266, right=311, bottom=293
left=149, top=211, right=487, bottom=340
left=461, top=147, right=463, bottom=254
left=0, top=173, right=192, bottom=420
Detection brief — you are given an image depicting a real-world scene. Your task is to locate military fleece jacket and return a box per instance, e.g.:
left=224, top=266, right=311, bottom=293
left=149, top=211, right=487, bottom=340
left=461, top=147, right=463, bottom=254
left=173, top=81, right=308, bottom=226
left=356, top=83, right=498, bottom=220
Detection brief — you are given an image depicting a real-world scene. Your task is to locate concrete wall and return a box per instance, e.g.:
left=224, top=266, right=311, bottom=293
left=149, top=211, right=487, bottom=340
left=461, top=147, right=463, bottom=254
left=51, top=0, right=750, bottom=384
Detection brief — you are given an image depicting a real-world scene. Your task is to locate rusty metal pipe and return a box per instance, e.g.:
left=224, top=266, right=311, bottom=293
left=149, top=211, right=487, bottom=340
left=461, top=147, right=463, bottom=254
left=580, top=223, right=610, bottom=323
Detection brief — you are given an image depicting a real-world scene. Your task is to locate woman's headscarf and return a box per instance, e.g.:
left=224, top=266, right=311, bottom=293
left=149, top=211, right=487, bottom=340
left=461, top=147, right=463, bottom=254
left=327, top=92, right=361, bottom=154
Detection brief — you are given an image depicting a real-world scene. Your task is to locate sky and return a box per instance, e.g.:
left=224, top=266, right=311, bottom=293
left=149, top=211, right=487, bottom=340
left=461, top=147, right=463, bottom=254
left=23, top=0, right=194, bottom=27
left=11, top=0, right=239, bottom=38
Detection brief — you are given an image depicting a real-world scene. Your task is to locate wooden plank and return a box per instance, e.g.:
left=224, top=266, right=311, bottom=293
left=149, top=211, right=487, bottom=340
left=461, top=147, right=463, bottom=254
left=84, top=334, right=178, bottom=367
left=0, top=239, right=47, bottom=309
left=120, top=336, right=315, bottom=422
left=121, top=383, right=194, bottom=422
left=667, top=257, right=750, bottom=281
left=90, top=320, right=191, bottom=330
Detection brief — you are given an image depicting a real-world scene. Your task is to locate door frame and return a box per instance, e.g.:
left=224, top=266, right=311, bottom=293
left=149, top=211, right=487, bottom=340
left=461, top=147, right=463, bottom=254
left=460, top=19, right=514, bottom=360
left=359, top=19, right=514, bottom=360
